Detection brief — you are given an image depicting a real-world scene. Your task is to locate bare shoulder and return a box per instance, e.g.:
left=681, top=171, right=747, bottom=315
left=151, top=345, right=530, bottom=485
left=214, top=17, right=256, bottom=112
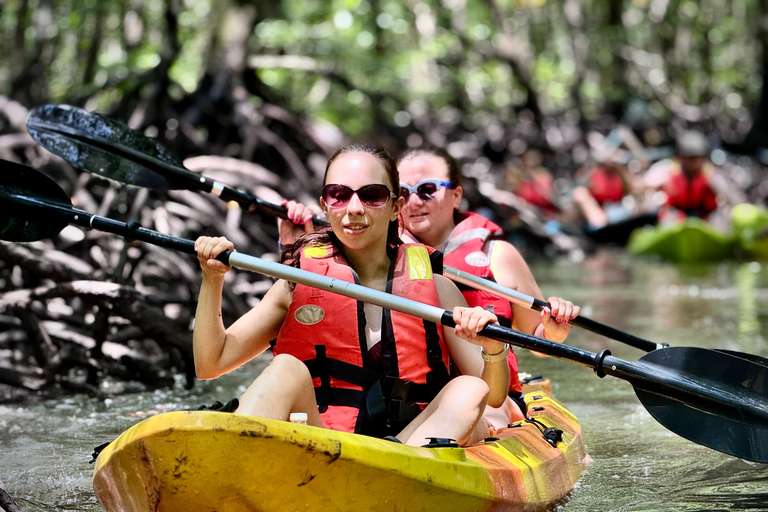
left=490, top=240, right=530, bottom=276
left=256, top=279, right=294, bottom=312
left=489, top=240, right=542, bottom=296
left=273, top=278, right=295, bottom=303
left=490, top=239, right=525, bottom=262
left=434, top=274, right=468, bottom=308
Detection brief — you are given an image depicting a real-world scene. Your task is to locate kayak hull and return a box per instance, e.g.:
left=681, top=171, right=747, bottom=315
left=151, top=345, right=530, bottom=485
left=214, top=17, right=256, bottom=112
left=628, top=217, right=734, bottom=263
left=93, top=385, right=586, bottom=512
left=585, top=211, right=659, bottom=246
left=732, top=203, right=768, bottom=260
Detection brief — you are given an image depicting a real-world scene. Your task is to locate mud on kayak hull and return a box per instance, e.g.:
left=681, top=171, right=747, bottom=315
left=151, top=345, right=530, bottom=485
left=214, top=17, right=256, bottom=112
left=93, top=384, right=587, bottom=512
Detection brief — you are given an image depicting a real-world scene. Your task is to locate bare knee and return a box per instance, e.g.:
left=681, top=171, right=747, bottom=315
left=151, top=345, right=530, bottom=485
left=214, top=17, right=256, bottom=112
left=443, top=375, right=490, bottom=406
left=268, top=353, right=312, bottom=379
left=236, top=354, right=316, bottom=418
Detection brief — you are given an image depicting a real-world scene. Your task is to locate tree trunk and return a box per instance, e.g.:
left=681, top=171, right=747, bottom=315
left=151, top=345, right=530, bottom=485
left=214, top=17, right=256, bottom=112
left=738, top=0, right=768, bottom=152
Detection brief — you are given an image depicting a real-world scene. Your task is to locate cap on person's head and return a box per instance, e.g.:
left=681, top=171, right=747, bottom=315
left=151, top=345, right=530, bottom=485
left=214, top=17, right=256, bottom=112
left=675, top=130, right=710, bottom=157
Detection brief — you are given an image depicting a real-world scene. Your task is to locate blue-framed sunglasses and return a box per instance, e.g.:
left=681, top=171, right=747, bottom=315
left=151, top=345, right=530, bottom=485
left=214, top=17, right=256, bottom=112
left=400, top=179, right=456, bottom=202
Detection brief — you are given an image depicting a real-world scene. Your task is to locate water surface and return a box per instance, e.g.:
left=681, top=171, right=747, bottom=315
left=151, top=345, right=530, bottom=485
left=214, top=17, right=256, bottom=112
left=2, top=248, right=768, bottom=511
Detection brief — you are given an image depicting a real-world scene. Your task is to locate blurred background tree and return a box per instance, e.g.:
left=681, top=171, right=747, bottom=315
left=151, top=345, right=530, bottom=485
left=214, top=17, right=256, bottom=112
left=2, top=0, right=767, bottom=175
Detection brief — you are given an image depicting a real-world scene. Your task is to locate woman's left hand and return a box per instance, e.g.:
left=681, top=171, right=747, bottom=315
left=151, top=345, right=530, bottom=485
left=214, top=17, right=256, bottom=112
left=452, top=306, right=505, bottom=353
left=540, top=297, right=580, bottom=342
left=277, top=199, right=319, bottom=246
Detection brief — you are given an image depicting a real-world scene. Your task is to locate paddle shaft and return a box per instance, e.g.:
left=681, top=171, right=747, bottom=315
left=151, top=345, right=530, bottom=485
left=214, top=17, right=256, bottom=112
left=444, top=267, right=666, bottom=352
left=31, top=118, right=330, bottom=226
left=8, top=190, right=768, bottom=426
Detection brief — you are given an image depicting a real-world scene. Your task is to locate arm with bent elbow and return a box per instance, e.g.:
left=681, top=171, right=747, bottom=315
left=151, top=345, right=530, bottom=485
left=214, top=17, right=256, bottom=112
left=490, top=241, right=579, bottom=343
left=192, top=236, right=288, bottom=380
left=435, top=275, right=510, bottom=408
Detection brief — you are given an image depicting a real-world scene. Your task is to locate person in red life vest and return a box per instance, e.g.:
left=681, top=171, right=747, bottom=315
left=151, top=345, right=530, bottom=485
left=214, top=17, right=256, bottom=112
left=502, top=149, right=560, bottom=217
left=570, top=151, right=637, bottom=230
left=193, top=144, right=510, bottom=447
left=396, top=146, right=580, bottom=428
left=643, top=130, right=739, bottom=222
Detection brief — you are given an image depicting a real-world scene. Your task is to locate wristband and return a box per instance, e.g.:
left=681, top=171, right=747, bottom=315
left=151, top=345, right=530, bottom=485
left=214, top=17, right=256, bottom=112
left=481, top=346, right=510, bottom=363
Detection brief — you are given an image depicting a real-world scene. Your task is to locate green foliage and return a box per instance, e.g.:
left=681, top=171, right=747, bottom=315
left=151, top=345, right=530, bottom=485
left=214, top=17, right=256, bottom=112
left=1, top=0, right=766, bottom=140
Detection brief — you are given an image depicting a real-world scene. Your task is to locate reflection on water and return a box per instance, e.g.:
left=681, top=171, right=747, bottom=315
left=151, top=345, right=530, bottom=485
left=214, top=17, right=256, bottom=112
left=2, top=248, right=768, bottom=511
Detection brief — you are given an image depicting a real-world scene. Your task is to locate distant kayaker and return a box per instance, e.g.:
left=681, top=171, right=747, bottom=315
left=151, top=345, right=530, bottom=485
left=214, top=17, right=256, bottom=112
left=396, top=146, right=580, bottom=428
left=569, top=151, right=639, bottom=230
left=501, top=148, right=560, bottom=217
left=643, top=129, right=743, bottom=222
left=193, top=144, right=511, bottom=447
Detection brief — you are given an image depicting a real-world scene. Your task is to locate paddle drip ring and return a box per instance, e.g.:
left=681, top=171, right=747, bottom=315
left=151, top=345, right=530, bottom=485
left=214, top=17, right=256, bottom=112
left=126, top=221, right=142, bottom=241
left=593, top=349, right=611, bottom=378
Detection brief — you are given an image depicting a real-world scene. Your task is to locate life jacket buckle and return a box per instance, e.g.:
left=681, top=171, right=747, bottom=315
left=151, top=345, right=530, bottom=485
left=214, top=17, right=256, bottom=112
left=387, top=398, right=422, bottom=423
left=383, top=375, right=412, bottom=400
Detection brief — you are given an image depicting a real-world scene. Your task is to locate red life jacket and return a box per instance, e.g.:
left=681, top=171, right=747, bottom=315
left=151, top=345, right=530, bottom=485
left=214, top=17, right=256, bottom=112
left=588, top=166, right=626, bottom=205
left=663, top=160, right=718, bottom=218
left=515, top=174, right=559, bottom=213
left=442, top=212, right=523, bottom=394
left=274, top=243, right=451, bottom=435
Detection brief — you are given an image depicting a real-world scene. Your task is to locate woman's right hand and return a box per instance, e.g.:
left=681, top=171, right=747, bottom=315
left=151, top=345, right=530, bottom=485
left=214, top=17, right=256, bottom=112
left=278, top=200, right=318, bottom=246
left=194, top=236, right=234, bottom=277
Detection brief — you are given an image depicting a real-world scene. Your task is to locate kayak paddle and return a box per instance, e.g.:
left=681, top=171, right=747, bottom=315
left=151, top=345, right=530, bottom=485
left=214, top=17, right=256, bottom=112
left=2, top=160, right=768, bottom=463
left=25, top=104, right=764, bottom=365
left=25, top=103, right=330, bottom=226
left=446, top=267, right=768, bottom=366
left=444, top=266, right=666, bottom=352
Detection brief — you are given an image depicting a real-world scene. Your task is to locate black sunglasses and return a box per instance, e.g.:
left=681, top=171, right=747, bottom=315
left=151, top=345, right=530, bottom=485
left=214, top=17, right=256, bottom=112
left=321, top=183, right=396, bottom=209
left=399, top=179, right=456, bottom=202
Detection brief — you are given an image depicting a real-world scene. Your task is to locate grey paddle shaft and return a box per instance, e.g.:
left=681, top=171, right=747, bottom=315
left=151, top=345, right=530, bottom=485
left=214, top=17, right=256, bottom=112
left=443, top=266, right=665, bottom=352
left=228, top=253, right=768, bottom=424
left=444, top=266, right=537, bottom=308
left=228, top=252, right=446, bottom=324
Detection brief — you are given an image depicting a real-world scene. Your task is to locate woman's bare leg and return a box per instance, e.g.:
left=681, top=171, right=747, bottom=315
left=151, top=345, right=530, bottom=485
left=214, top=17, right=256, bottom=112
left=396, top=376, right=490, bottom=447
left=235, top=353, right=323, bottom=427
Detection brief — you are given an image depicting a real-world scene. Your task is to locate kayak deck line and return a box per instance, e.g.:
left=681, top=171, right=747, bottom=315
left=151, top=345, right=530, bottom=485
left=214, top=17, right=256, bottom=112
left=92, top=381, right=587, bottom=512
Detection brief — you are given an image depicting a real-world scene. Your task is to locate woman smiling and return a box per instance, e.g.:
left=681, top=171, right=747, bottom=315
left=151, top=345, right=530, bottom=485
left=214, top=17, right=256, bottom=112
left=192, top=144, right=509, bottom=446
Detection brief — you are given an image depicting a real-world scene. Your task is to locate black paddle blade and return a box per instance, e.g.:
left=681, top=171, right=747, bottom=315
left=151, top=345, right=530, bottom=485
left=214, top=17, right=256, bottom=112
left=716, top=349, right=768, bottom=369
left=26, top=104, right=184, bottom=190
left=635, top=347, right=768, bottom=463
left=0, top=160, right=71, bottom=241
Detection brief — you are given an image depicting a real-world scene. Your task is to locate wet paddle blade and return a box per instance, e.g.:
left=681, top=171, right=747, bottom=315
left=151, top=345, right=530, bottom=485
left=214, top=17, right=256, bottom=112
left=26, top=104, right=184, bottom=190
left=715, top=349, right=768, bottom=369
left=634, top=347, right=768, bottom=463
left=0, top=160, right=71, bottom=241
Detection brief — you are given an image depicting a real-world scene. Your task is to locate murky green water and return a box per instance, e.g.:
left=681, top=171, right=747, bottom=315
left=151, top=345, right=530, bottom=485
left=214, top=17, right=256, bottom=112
left=2, top=247, right=768, bottom=511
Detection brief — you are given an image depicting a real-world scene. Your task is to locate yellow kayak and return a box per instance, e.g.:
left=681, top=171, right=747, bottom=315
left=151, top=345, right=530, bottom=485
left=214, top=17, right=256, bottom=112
left=93, top=380, right=587, bottom=512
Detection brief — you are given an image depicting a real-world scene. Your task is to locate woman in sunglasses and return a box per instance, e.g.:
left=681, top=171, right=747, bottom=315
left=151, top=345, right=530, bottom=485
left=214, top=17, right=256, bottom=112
left=193, top=144, right=510, bottom=446
left=397, top=146, right=580, bottom=425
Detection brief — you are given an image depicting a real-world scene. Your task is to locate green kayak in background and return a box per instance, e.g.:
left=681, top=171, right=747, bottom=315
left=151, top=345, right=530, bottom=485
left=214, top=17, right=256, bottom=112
left=732, top=203, right=768, bottom=260
left=628, top=217, right=735, bottom=263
